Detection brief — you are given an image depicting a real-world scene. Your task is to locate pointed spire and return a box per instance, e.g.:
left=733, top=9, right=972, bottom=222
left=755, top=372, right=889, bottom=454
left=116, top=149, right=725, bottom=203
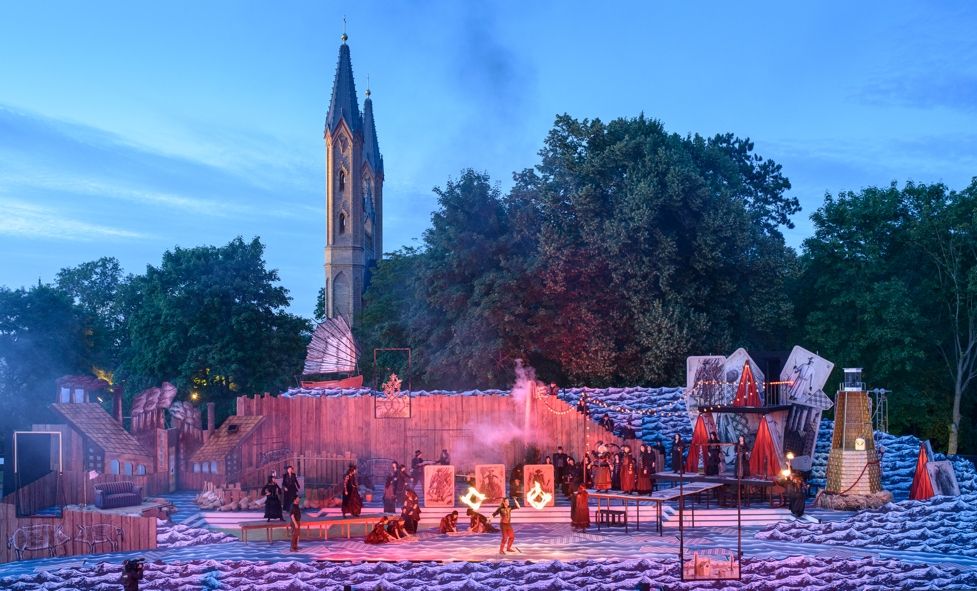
left=362, top=81, right=383, bottom=174
left=325, top=32, right=362, bottom=134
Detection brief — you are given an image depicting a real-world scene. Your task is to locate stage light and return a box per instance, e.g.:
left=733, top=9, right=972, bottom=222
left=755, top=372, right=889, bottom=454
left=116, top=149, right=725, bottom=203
left=526, top=481, right=552, bottom=510
left=786, top=452, right=795, bottom=461
left=781, top=468, right=791, bottom=479
left=460, top=487, right=486, bottom=511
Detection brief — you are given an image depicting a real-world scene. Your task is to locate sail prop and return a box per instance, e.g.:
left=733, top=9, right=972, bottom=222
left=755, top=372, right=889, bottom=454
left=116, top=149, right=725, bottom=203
left=303, top=316, right=360, bottom=375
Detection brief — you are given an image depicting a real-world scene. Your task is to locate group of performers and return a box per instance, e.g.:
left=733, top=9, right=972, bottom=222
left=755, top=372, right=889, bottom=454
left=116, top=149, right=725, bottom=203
left=587, top=441, right=666, bottom=493
left=261, top=465, right=302, bottom=522
left=365, top=500, right=519, bottom=555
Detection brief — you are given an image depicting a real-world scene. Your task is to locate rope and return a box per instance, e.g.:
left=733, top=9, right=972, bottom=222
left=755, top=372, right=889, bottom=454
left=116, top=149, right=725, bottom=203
left=836, top=459, right=881, bottom=496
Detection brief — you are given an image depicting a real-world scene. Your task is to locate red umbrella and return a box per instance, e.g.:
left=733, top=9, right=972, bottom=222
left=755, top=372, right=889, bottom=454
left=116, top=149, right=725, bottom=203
left=749, top=416, right=782, bottom=478
left=909, top=442, right=934, bottom=501
left=733, top=361, right=762, bottom=407
left=685, top=414, right=710, bottom=473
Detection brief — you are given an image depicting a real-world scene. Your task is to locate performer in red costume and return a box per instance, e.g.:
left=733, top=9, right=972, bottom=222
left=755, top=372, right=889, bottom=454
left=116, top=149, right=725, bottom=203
left=492, top=496, right=521, bottom=554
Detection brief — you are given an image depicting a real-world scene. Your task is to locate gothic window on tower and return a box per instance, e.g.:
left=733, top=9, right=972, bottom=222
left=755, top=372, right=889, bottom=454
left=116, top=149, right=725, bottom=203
left=339, top=169, right=346, bottom=193
left=339, top=212, right=347, bottom=235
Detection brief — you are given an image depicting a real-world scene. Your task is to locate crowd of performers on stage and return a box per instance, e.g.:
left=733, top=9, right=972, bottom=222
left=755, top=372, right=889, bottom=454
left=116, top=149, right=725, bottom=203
left=265, top=422, right=808, bottom=552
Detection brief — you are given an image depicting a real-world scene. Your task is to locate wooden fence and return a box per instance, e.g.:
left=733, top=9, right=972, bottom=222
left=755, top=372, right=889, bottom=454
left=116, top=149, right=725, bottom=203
left=236, top=393, right=624, bottom=473
left=0, top=504, right=156, bottom=564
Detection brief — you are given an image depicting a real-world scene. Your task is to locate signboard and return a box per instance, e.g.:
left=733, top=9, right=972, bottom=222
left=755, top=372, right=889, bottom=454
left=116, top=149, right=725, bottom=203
left=475, top=464, right=506, bottom=503
left=423, top=464, right=455, bottom=508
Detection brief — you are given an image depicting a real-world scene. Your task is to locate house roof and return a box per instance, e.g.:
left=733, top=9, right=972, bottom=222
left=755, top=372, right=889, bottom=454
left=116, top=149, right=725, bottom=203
left=56, top=375, right=111, bottom=391
left=190, top=416, right=264, bottom=463
left=51, top=403, right=151, bottom=458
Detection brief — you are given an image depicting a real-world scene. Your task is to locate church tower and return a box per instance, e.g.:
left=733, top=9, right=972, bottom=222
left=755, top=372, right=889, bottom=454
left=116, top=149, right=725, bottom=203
left=323, top=32, right=383, bottom=327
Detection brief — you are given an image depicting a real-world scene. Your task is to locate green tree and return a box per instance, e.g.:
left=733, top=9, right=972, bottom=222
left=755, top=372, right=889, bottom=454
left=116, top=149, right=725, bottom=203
left=796, top=181, right=977, bottom=453
left=55, top=257, right=128, bottom=369
left=909, top=179, right=977, bottom=454
left=118, top=237, right=310, bottom=419
left=360, top=115, right=800, bottom=389
left=0, top=284, right=93, bottom=494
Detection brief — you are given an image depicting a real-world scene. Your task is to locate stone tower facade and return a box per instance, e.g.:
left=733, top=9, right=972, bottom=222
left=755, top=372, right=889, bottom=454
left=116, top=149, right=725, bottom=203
left=323, top=33, right=383, bottom=327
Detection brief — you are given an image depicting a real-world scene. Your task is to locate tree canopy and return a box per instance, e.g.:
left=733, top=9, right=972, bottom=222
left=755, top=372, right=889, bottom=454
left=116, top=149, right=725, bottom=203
left=795, top=180, right=977, bottom=452
left=117, top=237, right=309, bottom=418
left=358, top=115, right=799, bottom=389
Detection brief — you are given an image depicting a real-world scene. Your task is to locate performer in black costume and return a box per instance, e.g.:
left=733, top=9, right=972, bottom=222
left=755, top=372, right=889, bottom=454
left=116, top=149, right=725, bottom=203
left=735, top=435, right=751, bottom=479
left=671, top=434, right=685, bottom=473
left=282, top=465, right=300, bottom=511
left=383, top=462, right=400, bottom=513
left=262, top=475, right=284, bottom=521
left=705, top=432, right=721, bottom=476
left=342, top=464, right=363, bottom=517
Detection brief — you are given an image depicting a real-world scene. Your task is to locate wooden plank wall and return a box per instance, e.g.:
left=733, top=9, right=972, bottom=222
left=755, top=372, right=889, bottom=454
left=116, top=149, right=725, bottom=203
left=0, top=504, right=156, bottom=564
left=235, top=393, right=624, bottom=474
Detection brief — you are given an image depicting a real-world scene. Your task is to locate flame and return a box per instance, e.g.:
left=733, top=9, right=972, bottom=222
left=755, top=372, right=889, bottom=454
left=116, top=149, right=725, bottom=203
left=526, top=481, right=552, bottom=510
left=459, top=486, right=486, bottom=511
left=93, top=367, right=114, bottom=386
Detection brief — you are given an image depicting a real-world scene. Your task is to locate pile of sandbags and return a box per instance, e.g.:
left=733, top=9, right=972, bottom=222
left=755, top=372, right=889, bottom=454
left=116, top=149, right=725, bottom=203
left=195, top=489, right=268, bottom=511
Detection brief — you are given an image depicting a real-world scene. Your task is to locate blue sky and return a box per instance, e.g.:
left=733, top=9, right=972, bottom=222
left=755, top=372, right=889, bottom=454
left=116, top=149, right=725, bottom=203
left=1, top=1, right=975, bottom=316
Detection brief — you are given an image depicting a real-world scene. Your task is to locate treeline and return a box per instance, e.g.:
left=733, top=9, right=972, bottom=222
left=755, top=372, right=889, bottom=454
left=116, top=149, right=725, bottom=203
left=355, top=115, right=977, bottom=454
left=1, top=114, right=975, bottom=454
left=0, top=237, right=309, bottom=442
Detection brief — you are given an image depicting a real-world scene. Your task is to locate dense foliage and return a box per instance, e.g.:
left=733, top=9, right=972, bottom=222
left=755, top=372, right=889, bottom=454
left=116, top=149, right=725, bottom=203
left=357, top=115, right=800, bottom=389
left=795, top=180, right=977, bottom=453
left=0, top=237, right=309, bottom=439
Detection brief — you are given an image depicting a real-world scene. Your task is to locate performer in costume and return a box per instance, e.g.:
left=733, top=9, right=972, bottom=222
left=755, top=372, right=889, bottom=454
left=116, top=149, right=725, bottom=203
left=593, top=443, right=612, bottom=491
left=386, top=517, right=408, bottom=540
left=411, top=450, right=425, bottom=486
left=466, top=507, right=498, bottom=533
left=786, top=475, right=806, bottom=518
left=366, top=516, right=393, bottom=544
left=610, top=452, right=621, bottom=490
left=492, top=496, right=520, bottom=554
left=735, top=435, right=751, bottom=479
left=289, top=497, right=302, bottom=551
left=397, top=463, right=410, bottom=500
left=439, top=510, right=459, bottom=533
left=620, top=446, right=636, bottom=494
left=570, top=484, right=590, bottom=531
left=402, top=489, right=421, bottom=534
left=262, top=475, right=284, bottom=521
left=553, top=446, right=568, bottom=486
left=383, top=462, right=400, bottom=513
left=705, top=432, right=721, bottom=476
left=671, top=434, right=685, bottom=473
left=438, top=448, right=451, bottom=465
left=342, top=464, right=363, bottom=517
left=562, top=457, right=578, bottom=496
left=282, top=465, right=300, bottom=511
left=583, top=453, right=593, bottom=487
left=636, top=445, right=653, bottom=494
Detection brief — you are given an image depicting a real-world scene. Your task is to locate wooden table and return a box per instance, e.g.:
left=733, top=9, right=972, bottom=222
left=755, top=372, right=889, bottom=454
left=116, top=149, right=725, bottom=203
left=589, top=482, right=723, bottom=536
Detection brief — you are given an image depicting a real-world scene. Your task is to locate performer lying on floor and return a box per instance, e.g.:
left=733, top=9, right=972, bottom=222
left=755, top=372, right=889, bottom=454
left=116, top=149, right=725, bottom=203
left=466, top=507, right=498, bottom=533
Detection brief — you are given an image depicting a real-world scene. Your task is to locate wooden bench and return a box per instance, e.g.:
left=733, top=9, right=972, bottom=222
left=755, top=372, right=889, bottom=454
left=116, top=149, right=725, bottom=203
left=75, top=523, right=124, bottom=554
left=7, top=524, right=71, bottom=561
left=596, top=509, right=627, bottom=526
left=241, top=515, right=389, bottom=543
